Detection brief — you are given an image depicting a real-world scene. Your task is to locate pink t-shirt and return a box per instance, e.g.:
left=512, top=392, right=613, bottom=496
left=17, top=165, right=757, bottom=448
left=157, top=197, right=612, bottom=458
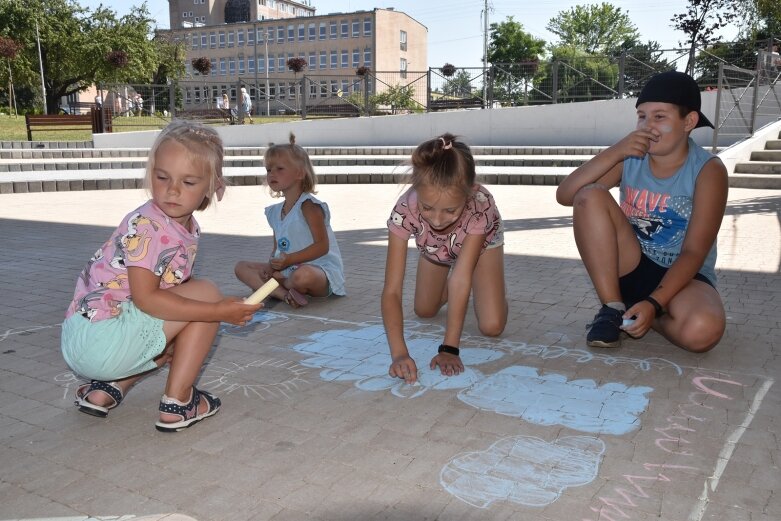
left=66, top=200, right=200, bottom=322
left=387, top=184, right=503, bottom=266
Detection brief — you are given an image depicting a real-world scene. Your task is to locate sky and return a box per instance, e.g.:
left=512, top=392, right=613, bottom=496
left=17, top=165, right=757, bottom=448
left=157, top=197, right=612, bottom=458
left=81, top=0, right=742, bottom=69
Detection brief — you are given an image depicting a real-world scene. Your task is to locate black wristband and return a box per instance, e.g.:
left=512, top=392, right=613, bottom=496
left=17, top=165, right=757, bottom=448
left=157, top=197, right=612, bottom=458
left=644, top=296, right=665, bottom=318
left=438, top=344, right=460, bottom=356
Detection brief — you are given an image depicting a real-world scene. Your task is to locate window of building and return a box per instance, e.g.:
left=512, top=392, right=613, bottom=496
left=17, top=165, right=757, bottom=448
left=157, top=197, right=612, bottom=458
left=227, top=31, right=235, bottom=47
left=191, top=34, right=198, bottom=49
left=210, top=32, right=216, bottom=47
left=320, top=82, right=327, bottom=96
left=352, top=49, right=360, bottom=68
left=308, top=23, right=315, bottom=41
left=278, top=54, right=285, bottom=71
left=341, top=79, right=349, bottom=93
left=400, top=57, right=407, bottom=78
left=219, top=31, right=226, bottom=47
left=298, top=24, right=305, bottom=41
left=308, top=52, right=316, bottom=69
left=194, top=86, right=200, bottom=103
left=363, top=18, right=372, bottom=36
left=340, top=20, right=348, bottom=38
left=400, top=30, right=407, bottom=51
left=330, top=80, right=338, bottom=94
left=277, top=25, right=284, bottom=43
left=330, top=50, right=337, bottom=69
left=219, top=58, right=226, bottom=75
left=185, top=88, right=191, bottom=104
left=210, top=58, right=217, bottom=75
left=329, top=21, right=337, bottom=39
left=229, top=58, right=236, bottom=75
left=201, top=33, right=207, bottom=47
left=319, top=22, right=326, bottom=40
left=266, top=27, right=274, bottom=44
left=237, top=30, right=244, bottom=46
left=341, top=50, right=348, bottom=68
left=364, top=48, right=372, bottom=68
left=247, top=28, right=254, bottom=46
left=268, top=56, right=275, bottom=73
left=248, top=57, right=255, bottom=73
left=269, top=84, right=276, bottom=97
left=352, top=20, right=360, bottom=37
left=258, top=56, right=265, bottom=72
left=309, top=82, right=318, bottom=97
left=287, top=25, right=294, bottom=42
left=238, top=56, right=245, bottom=74
left=319, top=51, right=327, bottom=69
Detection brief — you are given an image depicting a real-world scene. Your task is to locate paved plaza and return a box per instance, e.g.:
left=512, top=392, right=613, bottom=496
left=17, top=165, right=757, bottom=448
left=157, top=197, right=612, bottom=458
left=0, top=183, right=779, bottom=521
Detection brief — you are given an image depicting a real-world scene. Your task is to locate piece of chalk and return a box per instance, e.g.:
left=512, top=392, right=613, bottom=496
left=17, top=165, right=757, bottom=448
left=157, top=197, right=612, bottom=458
left=622, top=318, right=636, bottom=327
left=244, top=279, right=280, bottom=305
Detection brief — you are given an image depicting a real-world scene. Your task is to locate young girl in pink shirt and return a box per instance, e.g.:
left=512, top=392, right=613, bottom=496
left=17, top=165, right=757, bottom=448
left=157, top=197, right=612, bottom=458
left=61, top=121, right=261, bottom=432
left=382, top=133, right=507, bottom=385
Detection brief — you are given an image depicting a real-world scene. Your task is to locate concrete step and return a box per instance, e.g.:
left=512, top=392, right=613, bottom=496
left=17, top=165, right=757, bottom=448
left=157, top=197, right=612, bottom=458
left=766, top=139, right=781, bottom=150
left=727, top=173, right=781, bottom=189
left=749, top=149, right=781, bottom=161
left=733, top=161, right=781, bottom=175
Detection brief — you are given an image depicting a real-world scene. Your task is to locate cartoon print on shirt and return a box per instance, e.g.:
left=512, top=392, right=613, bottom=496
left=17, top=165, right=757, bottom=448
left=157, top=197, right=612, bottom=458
left=154, top=245, right=188, bottom=285
left=390, top=210, right=405, bottom=228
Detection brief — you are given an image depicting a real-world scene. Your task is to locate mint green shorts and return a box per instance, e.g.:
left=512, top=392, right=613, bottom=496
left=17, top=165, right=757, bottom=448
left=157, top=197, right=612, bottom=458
left=61, top=301, right=167, bottom=381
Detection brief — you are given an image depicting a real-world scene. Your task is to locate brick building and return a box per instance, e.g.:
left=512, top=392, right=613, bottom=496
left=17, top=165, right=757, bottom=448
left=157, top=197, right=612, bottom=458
left=165, top=0, right=427, bottom=114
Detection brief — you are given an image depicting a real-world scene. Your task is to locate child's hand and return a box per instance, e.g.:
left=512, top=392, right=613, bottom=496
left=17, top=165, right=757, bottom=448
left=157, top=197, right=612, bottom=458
left=621, top=300, right=656, bottom=338
left=614, top=129, right=660, bottom=159
left=269, top=253, right=289, bottom=271
left=430, top=352, right=464, bottom=377
left=218, top=297, right=263, bottom=325
left=389, top=355, right=418, bottom=384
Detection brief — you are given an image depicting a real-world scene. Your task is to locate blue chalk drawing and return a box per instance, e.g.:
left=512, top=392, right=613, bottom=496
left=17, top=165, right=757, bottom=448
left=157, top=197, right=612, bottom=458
left=440, top=435, right=606, bottom=508
left=458, top=366, right=652, bottom=435
left=219, top=310, right=289, bottom=337
left=291, top=324, right=503, bottom=398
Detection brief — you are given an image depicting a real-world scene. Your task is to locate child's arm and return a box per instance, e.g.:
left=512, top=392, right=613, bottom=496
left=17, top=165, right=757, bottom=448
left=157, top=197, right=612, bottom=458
left=625, top=159, right=728, bottom=331
left=430, top=233, right=484, bottom=376
left=556, top=129, right=660, bottom=206
left=270, top=200, right=329, bottom=271
left=382, top=232, right=417, bottom=384
left=128, top=267, right=260, bottom=325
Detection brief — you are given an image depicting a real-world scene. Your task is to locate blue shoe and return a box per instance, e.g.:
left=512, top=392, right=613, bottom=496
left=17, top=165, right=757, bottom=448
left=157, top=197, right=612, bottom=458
left=586, top=305, right=623, bottom=348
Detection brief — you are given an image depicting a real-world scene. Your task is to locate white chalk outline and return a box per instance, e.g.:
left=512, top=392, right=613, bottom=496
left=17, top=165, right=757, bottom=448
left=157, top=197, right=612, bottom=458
left=687, top=377, right=775, bottom=521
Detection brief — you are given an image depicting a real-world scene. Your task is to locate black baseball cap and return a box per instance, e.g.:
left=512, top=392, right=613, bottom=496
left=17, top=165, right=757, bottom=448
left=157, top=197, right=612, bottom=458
left=636, top=71, right=714, bottom=129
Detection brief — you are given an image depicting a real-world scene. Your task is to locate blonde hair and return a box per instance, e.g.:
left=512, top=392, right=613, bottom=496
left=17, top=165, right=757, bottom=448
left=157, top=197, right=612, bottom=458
left=264, top=132, right=317, bottom=196
left=145, top=120, right=224, bottom=211
left=409, top=132, right=475, bottom=199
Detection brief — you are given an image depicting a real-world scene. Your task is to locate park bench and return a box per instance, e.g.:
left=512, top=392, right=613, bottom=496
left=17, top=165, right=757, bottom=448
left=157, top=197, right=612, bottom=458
left=304, top=104, right=361, bottom=117
left=25, top=113, right=97, bottom=141
left=429, top=97, right=484, bottom=111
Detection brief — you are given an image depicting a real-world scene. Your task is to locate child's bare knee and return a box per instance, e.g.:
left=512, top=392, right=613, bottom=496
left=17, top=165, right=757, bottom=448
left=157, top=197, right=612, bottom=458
left=678, top=313, right=725, bottom=353
left=573, top=184, right=609, bottom=208
left=413, top=305, right=438, bottom=319
left=478, top=319, right=505, bottom=337
left=195, top=279, right=223, bottom=302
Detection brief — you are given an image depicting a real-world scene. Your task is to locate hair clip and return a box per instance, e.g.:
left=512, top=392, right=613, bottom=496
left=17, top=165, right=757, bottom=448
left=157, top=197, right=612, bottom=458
left=439, top=137, right=453, bottom=150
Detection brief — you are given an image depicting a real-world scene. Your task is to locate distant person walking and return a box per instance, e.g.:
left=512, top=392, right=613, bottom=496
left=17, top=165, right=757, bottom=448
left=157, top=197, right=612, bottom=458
left=241, top=87, right=253, bottom=123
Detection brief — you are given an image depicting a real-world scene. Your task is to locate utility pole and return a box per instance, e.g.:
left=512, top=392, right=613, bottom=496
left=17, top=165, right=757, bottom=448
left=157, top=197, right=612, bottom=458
left=253, top=21, right=259, bottom=115
left=482, top=0, right=490, bottom=106
left=264, top=28, right=270, bottom=116
left=35, top=19, right=47, bottom=114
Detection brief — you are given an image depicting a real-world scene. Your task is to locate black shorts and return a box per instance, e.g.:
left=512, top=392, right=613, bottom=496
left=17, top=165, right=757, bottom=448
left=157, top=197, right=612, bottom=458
left=619, top=253, right=715, bottom=308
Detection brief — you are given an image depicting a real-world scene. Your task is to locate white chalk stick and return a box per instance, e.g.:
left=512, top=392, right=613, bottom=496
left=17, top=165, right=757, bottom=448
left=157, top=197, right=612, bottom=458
left=244, top=279, right=280, bottom=304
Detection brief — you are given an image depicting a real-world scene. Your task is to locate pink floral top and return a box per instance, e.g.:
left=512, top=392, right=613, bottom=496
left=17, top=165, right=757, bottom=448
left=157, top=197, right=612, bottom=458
left=66, top=201, right=200, bottom=322
left=387, top=184, right=503, bottom=266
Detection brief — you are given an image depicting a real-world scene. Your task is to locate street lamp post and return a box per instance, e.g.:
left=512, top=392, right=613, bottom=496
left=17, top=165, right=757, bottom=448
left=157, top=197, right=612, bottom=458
left=253, top=21, right=259, bottom=116
left=264, top=29, right=270, bottom=116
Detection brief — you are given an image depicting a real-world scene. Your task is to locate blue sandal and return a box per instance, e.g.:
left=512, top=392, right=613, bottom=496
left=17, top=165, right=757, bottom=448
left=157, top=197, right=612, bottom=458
left=155, top=386, right=221, bottom=433
left=75, top=380, right=124, bottom=418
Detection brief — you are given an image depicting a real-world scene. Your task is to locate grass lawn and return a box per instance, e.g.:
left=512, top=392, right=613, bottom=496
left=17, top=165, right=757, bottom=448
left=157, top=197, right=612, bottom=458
left=0, top=114, right=300, bottom=142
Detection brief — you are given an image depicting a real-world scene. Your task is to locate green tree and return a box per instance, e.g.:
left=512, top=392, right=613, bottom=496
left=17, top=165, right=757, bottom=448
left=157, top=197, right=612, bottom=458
left=546, top=3, right=639, bottom=55
left=486, top=17, right=546, bottom=105
left=442, top=70, right=473, bottom=97
left=0, top=0, right=159, bottom=113
left=372, top=84, right=416, bottom=114
left=670, top=0, right=740, bottom=75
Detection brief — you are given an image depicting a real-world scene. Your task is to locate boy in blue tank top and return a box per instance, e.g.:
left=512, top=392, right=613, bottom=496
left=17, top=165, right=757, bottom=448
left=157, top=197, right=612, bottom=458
left=556, top=71, right=728, bottom=352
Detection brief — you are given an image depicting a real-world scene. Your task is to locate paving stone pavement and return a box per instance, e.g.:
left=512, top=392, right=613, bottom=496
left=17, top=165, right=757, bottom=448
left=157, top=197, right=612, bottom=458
left=0, top=184, right=779, bottom=521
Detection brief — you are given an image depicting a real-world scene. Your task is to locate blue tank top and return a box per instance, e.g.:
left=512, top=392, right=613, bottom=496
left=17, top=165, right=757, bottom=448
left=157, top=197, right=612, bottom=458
left=265, top=193, right=346, bottom=295
left=619, top=138, right=718, bottom=285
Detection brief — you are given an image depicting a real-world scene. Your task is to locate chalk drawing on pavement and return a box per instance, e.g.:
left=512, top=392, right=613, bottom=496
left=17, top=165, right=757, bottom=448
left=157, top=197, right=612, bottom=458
left=458, top=366, right=652, bottom=435
left=198, top=358, right=310, bottom=399
left=441, top=435, right=606, bottom=508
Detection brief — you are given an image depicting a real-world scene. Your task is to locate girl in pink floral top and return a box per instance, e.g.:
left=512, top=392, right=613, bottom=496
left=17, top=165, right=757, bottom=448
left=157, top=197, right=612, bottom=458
left=61, top=121, right=261, bottom=432
left=383, top=133, right=507, bottom=384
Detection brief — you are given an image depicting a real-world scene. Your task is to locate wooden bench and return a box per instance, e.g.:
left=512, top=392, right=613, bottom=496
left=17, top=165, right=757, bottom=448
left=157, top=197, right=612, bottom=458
left=429, top=97, right=483, bottom=111
left=25, top=113, right=96, bottom=141
left=304, top=104, right=361, bottom=117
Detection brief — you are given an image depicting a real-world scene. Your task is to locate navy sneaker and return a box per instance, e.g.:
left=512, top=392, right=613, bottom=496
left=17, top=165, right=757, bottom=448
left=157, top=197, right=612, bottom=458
left=586, top=305, right=623, bottom=348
